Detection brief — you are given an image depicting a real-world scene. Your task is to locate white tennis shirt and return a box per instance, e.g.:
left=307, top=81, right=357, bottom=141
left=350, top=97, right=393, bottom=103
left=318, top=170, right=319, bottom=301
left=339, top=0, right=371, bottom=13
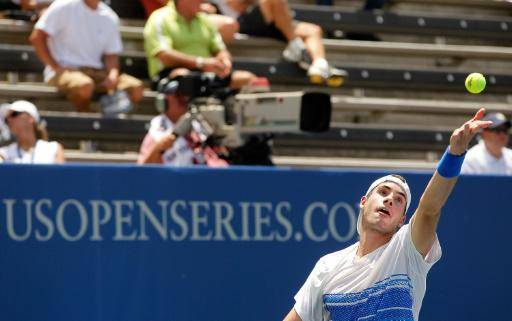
left=294, top=224, right=441, bottom=321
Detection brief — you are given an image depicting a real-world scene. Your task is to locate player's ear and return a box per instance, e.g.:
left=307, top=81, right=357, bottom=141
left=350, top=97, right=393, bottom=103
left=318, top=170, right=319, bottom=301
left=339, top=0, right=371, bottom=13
left=359, top=195, right=367, bottom=208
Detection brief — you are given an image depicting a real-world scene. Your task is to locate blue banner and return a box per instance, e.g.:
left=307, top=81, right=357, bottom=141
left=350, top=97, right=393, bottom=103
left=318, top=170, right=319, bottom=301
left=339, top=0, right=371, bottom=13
left=0, top=165, right=509, bottom=321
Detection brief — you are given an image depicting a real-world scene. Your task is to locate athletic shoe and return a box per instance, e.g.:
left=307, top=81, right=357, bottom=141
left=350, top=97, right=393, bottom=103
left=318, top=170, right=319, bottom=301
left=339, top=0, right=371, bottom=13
left=282, top=38, right=312, bottom=70
left=308, top=63, right=347, bottom=87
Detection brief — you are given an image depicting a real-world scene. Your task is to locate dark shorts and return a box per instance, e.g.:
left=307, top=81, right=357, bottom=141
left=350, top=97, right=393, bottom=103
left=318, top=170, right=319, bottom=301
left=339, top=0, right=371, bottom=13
left=152, top=67, right=233, bottom=91
left=237, top=4, right=287, bottom=42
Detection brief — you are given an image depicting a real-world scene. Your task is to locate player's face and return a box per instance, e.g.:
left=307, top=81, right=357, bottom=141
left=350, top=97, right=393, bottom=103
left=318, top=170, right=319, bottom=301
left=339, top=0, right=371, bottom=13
left=360, top=182, right=407, bottom=234
left=165, top=94, right=188, bottom=120
left=6, top=111, right=33, bottom=136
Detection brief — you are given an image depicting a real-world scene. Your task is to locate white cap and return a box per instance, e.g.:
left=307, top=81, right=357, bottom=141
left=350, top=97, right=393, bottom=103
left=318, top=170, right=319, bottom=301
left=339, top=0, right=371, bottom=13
left=357, top=175, right=412, bottom=235
left=6, top=100, right=40, bottom=123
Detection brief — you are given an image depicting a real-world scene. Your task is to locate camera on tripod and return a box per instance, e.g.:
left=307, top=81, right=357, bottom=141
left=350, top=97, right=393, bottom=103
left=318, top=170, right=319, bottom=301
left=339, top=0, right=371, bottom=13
left=157, top=72, right=332, bottom=164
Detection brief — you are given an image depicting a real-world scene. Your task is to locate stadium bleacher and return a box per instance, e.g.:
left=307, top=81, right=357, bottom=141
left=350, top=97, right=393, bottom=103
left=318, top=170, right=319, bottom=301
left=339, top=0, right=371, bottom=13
left=1, top=0, right=511, bottom=168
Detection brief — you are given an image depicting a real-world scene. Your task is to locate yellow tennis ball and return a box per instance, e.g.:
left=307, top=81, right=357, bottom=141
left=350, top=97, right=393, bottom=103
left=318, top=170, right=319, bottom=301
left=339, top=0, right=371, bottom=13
left=465, top=73, right=486, bottom=94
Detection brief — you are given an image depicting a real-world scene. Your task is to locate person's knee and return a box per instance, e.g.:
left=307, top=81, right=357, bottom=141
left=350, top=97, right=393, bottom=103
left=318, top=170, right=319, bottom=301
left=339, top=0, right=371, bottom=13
left=231, top=70, right=256, bottom=88
left=68, top=82, right=94, bottom=101
left=310, top=24, right=323, bottom=38
left=128, top=85, right=144, bottom=103
left=297, top=22, right=323, bottom=38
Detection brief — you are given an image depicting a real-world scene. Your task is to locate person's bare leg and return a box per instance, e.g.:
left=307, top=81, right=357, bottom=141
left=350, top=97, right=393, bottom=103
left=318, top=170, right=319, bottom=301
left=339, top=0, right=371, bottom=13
left=208, top=14, right=239, bottom=44
left=127, top=84, right=144, bottom=104
left=230, top=70, right=256, bottom=89
left=67, top=83, right=94, bottom=112
left=295, top=22, right=325, bottom=62
left=258, top=0, right=296, bottom=41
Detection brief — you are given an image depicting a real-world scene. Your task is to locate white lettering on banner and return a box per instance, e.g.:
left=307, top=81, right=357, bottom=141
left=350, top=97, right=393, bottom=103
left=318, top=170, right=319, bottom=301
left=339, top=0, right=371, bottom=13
left=213, top=202, right=238, bottom=241
left=90, top=200, right=112, bottom=241
left=190, top=201, right=212, bottom=241
left=138, top=200, right=167, bottom=241
left=56, top=199, right=88, bottom=241
left=253, top=202, right=273, bottom=241
left=275, top=202, right=293, bottom=242
left=239, top=202, right=251, bottom=241
left=113, top=200, right=137, bottom=241
left=5, top=199, right=32, bottom=241
left=328, top=202, right=357, bottom=242
left=170, top=200, right=188, bottom=241
left=0, top=199, right=357, bottom=242
left=35, top=199, right=54, bottom=241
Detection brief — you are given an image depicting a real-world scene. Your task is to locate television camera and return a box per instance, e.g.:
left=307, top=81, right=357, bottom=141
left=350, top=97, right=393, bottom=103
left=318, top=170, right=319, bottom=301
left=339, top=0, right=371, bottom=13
left=156, top=72, right=332, bottom=165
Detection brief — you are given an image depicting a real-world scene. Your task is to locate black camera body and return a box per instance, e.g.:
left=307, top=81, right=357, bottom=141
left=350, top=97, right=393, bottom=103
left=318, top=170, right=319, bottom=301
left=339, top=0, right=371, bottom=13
left=174, top=72, right=231, bottom=100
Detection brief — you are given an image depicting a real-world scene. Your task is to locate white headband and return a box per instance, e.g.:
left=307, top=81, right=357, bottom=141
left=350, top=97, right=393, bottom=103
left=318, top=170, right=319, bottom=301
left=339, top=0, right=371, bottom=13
left=357, top=175, right=412, bottom=235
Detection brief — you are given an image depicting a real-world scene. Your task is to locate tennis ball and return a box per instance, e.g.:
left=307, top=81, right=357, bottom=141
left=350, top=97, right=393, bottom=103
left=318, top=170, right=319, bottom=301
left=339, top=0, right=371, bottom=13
left=465, top=73, right=486, bottom=94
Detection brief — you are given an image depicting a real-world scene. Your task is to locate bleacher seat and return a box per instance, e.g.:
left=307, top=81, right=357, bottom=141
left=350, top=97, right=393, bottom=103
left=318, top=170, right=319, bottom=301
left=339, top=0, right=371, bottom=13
left=1, top=0, right=512, bottom=167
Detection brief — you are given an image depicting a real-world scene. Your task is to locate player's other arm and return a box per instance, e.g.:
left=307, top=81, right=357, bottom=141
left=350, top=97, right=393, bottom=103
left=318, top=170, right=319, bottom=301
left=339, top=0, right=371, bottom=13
left=411, top=108, right=491, bottom=257
left=283, top=308, right=303, bottom=321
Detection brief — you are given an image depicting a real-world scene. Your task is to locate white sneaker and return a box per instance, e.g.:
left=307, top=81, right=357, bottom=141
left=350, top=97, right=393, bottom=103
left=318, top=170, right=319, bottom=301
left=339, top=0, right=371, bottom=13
left=282, top=38, right=312, bottom=70
left=308, top=60, right=347, bottom=87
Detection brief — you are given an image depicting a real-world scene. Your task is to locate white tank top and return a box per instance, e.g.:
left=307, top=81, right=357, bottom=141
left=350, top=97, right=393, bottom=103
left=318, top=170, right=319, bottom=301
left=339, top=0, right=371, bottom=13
left=0, top=140, right=59, bottom=164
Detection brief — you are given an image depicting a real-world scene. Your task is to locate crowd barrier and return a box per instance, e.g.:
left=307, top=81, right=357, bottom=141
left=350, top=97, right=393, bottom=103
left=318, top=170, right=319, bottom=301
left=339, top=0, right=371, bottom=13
left=0, top=164, right=509, bottom=321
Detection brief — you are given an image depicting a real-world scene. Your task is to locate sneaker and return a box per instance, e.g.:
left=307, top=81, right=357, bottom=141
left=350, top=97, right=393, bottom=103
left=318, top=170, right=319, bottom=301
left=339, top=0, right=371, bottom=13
left=100, top=90, right=133, bottom=116
left=282, top=38, right=312, bottom=70
left=326, top=66, right=348, bottom=87
left=308, top=63, right=347, bottom=87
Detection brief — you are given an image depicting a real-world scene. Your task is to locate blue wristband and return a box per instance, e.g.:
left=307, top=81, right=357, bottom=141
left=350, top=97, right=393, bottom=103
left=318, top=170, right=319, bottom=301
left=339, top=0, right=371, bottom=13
left=436, top=148, right=466, bottom=178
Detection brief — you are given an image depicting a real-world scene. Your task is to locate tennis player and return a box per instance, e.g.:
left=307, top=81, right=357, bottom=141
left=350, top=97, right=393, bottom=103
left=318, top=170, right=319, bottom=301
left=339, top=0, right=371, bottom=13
left=283, top=108, right=491, bottom=321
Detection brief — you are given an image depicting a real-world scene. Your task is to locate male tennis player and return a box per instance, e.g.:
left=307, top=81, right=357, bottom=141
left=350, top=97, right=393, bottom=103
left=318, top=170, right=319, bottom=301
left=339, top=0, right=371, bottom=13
left=283, top=108, right=491, bottom=321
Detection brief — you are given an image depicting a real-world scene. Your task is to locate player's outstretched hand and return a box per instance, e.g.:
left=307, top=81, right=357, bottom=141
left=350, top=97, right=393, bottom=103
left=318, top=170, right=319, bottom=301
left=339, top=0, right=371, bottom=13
left=449, top=108, right=492, bottom=155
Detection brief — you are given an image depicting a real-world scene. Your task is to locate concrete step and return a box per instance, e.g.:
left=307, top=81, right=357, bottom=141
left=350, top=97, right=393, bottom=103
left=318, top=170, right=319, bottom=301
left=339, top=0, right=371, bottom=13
left=64, top=149, right=437, bottom=170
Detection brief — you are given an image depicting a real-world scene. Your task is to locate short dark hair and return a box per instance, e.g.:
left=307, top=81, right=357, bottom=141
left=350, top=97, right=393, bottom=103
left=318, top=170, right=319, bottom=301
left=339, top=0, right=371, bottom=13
left=389, top=174, right=406, bottom=184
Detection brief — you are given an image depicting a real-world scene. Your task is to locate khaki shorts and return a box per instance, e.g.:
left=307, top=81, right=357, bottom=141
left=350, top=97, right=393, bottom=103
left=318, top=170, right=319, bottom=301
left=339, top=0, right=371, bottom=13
left=49, top=67, right=143, bottom=95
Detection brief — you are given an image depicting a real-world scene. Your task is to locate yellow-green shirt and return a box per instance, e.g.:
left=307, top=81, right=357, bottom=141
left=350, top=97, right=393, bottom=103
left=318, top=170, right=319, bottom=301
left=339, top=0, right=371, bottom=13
left=143, top=4, right=226, bottom=78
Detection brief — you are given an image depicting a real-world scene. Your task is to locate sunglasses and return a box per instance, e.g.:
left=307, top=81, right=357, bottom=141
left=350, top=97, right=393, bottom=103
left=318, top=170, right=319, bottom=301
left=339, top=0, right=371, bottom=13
left=5, top=111, right=24, bottom=124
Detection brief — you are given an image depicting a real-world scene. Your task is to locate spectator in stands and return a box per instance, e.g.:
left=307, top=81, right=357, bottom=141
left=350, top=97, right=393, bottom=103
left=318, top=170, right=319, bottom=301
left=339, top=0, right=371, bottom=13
left=461, top=112, right=512, bottom=175
left=29, top=0, right=144, bottom=112
left=0, top=0, right=53, bottom=20
left=140, top=0, right=238, bottom=44
left=138, top=76, right=228, bottom=167
left=207, top=0, right=346, bottom=86
left=0, top=100, right=65, bottom=164
left=143, top=0, right=257, bottom=91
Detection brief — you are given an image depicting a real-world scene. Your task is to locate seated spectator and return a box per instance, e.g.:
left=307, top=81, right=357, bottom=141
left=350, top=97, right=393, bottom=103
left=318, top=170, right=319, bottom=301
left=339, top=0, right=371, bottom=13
left=140, top=0, right=238, bottom=44
left=461, top=112, right=512, bottom=175
left=208, top=0, right=347, bottom=86
left=29, top=0, right=144, bottom=113
left=0, top=100, right=65, bottom=164
left=143, top=0, right=257, bottom=91
left=138, top=76, right=228, bottom=167
left=0, top=0, right=53, bottom=20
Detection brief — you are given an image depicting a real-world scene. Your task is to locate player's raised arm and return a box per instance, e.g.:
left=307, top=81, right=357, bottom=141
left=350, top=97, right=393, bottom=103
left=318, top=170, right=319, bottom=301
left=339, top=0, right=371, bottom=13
left=411, top=108, right=492, bottom=257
